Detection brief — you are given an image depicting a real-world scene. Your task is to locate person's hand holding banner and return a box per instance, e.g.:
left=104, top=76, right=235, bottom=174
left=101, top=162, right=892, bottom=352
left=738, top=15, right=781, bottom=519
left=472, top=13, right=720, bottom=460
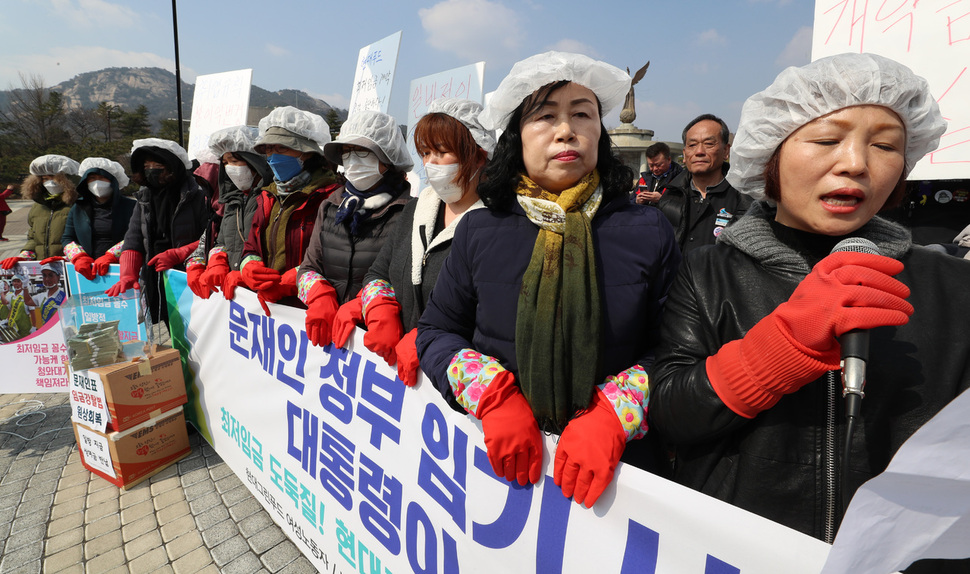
left=554, top=388, right=626, bottom=506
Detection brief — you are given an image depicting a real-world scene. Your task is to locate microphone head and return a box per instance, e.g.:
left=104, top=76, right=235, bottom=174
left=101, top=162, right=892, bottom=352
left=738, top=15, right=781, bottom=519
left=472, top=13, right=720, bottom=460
left=831, top=237, right=880, bottom=256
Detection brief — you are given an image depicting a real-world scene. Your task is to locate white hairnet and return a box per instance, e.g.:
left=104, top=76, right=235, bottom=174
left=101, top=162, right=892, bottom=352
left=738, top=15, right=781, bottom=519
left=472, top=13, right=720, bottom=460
left=29, top=155, right=80, bottom=176
left=78, top=157, right=130, bottom=189
left=324, top=110, right=413, bottom=171
left=208, top=125, right=258, bottom=157
left=478, top=51, right=631, bottom=132
left=255, top=107, right=331, bottom=154
left=131, top=138, right=193, bottom=169
left=425, top=98, right=496, bottom=158
left=728, top=53, right=947, bottom=200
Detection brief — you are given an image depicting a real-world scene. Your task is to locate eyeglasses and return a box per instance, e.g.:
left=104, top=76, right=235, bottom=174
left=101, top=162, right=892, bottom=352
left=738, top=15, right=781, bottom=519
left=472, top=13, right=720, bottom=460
left=262, top=144, right=296, bottom=155
left=342, top=147, right=373, bottom=159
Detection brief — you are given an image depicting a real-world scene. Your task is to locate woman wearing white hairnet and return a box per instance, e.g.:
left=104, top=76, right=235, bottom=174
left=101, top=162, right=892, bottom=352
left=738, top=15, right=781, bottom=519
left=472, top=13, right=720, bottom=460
left=297, top=110, right=412, bottom=346
left=330, top=99, right=493, bottom=388
left=182, top=126, right=272, bottom=299
left=1, top=155, right=79, bottom=269
left=417, top=52, right=680, bottom=507
left=105, top=139, right=209, bottom=326
left=49, top=158, right=135, bottom=280
left=649, top=54, right=970, bottom=553
left=238, top=107, right=340, bottom=314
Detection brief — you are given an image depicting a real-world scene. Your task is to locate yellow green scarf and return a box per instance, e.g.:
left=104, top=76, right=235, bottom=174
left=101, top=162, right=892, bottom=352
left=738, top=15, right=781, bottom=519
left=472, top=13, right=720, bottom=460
left=514, top=171, right=603, bottom=433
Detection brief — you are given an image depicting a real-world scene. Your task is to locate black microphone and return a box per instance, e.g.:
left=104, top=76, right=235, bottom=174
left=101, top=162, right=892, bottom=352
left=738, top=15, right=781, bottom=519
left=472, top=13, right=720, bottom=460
left=831, top=237, right=880, bottom=419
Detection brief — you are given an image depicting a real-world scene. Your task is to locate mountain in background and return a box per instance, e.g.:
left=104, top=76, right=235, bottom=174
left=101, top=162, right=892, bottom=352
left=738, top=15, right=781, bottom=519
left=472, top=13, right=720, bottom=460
left=0, top=67, right=346, bottom=130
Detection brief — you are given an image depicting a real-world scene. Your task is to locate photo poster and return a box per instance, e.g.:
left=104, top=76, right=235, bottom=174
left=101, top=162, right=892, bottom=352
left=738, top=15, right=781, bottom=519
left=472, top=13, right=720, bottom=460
left=347, top=31, right=403, bottom=117
left=65, top=264, right=147, bottom=344
left=812, top=1, right=970, bottom=180
left=164, top=270, right=834, bottom=574
left=0, top=261, right=71, bottom=393
left=187, top=68, right=254, bottom=162
left=406, top=62, right=487, bottom=188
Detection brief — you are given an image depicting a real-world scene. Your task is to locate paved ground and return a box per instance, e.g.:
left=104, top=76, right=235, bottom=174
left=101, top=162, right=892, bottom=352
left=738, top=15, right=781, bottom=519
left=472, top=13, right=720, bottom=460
left=0, top=200, right=318, bottom=573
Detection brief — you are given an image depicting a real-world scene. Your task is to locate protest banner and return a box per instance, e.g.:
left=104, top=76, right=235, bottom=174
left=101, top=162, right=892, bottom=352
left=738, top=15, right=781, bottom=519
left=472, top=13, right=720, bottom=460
left=406, top=62, right=487, bottom=185
left=165, top=271, right=832, bottom=573
left=186, top=69, right=254, bottom=161
left=348, top=32, right=402, bottom=116
left=812, top=1, right=970, bottom=180
left=0, top=261, right=70, bottom=393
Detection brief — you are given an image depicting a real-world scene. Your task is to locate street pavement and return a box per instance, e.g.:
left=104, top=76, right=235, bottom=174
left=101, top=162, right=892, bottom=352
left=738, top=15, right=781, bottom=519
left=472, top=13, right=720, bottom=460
left=1, top=199, right=318, bottom=573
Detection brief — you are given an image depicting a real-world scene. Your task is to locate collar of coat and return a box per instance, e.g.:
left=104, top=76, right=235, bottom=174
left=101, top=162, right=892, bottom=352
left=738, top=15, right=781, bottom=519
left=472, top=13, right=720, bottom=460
left=717, top=200, right=913, bottom=274
left=410, top=186, right=484, bottom=286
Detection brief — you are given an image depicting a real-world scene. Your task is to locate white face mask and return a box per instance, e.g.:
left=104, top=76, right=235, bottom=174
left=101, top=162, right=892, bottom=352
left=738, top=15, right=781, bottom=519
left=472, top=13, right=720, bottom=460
left=88, top=180, right=113, bottom=198
left=424, top=162, right=464, bottom=204
left=43, top=180, right=63, bottom=195
left=225, top=164, right=255, bottom=191
left=342, top=152, right=384, bottom=191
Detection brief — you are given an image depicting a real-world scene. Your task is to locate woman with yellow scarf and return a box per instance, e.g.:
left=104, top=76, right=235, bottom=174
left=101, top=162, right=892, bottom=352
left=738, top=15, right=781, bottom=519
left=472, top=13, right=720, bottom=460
left=417, top=52, right=681, bottom=507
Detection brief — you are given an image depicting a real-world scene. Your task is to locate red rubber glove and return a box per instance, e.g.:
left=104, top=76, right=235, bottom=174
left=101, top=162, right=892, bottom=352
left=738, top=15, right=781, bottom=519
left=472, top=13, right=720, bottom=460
left=71, top=255, right=96, bottom=281
left=147, top=240, right=199, bottom=272
left=241, top=260, right=281, bottom=291
left=202, top=251, right=230, bottom=294
left=476, top=371, right=543, bottom=486
left=186, top=264, right=210, bottom=299
left=1, top=257, right=26, bottom=270
left=105, top=251, right=143, bottom=297
left=39, top=256, right=65, bottom=264
left=255, top=268, right=298, bottom=316
left=92, top=252, right=118, bottom=276
left=363, top=296, right=404, bottom=366
left=305, top=281, right=339, bottom=347
left=332, top=296, right=364, bottom=349
left=395, top=328, right=420, bottom=387
left=707, top=251, right=914, bottom=418
left=222, top=271, right=244, bottom=300
left=554, top=388, right=626, bottom=506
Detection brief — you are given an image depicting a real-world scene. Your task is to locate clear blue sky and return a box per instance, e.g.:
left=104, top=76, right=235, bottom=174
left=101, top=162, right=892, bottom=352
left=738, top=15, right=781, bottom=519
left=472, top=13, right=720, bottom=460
left=0, top=0, right=813, bottom=143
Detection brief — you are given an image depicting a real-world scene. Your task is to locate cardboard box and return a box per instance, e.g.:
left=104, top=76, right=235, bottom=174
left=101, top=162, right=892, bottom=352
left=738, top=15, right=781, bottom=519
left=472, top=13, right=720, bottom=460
left=73, top=407, right=191, bottom=490
left=69, top=344, right=187, bottom=433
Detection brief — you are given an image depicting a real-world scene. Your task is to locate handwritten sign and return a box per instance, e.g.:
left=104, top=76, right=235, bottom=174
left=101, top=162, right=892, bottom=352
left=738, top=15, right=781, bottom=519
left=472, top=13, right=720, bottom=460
left=76, top=425, right=116, bottom=478
left=70, top=368, right=109, bottom=432
left=187, top=69, right=253, bottom=161
left=348, top=32, right=402, bottom=116
left=406, top=62, right=487, bottom=187
left=813, top=1, right=970, bottom=180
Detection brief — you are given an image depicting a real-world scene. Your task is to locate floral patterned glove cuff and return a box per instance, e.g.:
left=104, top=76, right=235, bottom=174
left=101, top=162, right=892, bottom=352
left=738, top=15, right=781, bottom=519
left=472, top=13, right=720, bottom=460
left=297, top=270, right=325, bottom=304
left=361, top=279, right=396, bottom=320
left=63, top=242, right=87, bottom=262
left=447, top=349, right=507, bottom=417
left=599, top=365, right=650, bottom=441
left=106, top=241, right=123, bottom=259
left=19, top=250, right=35, bottom=260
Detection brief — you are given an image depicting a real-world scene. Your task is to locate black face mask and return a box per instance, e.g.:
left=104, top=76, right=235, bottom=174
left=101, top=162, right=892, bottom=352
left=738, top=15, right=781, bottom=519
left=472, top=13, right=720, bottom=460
left=144, top=168, right=165, bottom=189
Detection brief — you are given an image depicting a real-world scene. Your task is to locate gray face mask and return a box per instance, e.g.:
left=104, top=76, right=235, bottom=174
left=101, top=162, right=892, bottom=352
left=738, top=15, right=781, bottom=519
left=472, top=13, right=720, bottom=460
left=88, top=180, right=113, bottom=198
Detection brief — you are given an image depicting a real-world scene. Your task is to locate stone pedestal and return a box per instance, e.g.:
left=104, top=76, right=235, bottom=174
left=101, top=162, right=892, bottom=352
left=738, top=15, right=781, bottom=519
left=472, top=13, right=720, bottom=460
left=608, top=122, right=682, bottom=178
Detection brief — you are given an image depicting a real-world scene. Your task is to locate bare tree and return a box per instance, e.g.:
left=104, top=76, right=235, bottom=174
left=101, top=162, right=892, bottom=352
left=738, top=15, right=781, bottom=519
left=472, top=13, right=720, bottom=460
left=66, top=107, right=102, bottom=142
left=94, top=101, right=121, bottom=142
left=0, top=73, right=68, bottom=153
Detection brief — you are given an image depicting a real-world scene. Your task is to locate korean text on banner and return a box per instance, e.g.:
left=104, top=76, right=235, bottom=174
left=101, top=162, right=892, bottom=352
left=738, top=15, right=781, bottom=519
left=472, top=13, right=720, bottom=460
left=166, top=271, right=833, bottom=574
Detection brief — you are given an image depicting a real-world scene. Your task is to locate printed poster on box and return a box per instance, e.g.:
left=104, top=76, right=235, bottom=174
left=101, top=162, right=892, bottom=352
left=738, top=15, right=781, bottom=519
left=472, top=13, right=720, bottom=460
left=164, top=270, right=832, bottom=573
left=0, top=261, right=71, bottom=393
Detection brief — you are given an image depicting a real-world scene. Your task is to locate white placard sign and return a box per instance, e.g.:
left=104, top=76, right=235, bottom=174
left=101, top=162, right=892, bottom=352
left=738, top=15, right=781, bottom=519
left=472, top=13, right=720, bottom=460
left=187, top=69, right=253, bottom=161
left=812, top=2, right=970, bottom=180
left=348, top=31, right=402, bottom=116
left=76, top=425, right=116, bottom=478
left=69, top=368, right=109, bottom=432
left=406, top=62, right=486, bottom=184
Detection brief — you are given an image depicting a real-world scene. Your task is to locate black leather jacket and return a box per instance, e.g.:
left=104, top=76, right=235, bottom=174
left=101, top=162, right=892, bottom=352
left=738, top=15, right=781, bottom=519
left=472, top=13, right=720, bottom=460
left=657, top=166, right=751, bottom=254
left=649, top=202, right=970, bottom=546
